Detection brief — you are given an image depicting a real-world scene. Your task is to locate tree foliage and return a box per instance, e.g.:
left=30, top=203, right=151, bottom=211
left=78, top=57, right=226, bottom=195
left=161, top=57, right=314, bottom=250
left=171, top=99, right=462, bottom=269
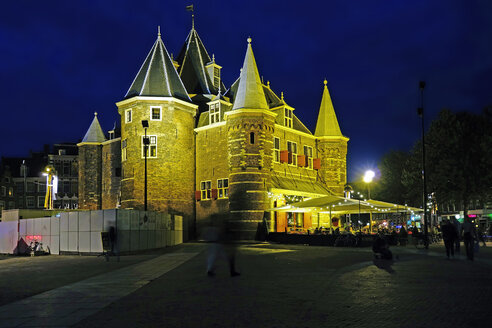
left=372, top=108, right=492, bottom=211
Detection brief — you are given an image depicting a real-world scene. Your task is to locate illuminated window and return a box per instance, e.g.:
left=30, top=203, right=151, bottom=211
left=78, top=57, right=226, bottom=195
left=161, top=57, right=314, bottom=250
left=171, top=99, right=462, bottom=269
left=217, top=178, right=229, bottom=198
left=125, top=109, right=132, bottom=123
left=284, top=108, right=293, bottom=128
left=287, top=141, right=297, bottom=166
left=150, top=106, right=162, bottom=121
left=304, top=146, right=313, bottom=169
left=26, top=196, right=35, bottom=208
left=200, top=180, right=211, bottom=200
left=209, top=103, right=220, bottom=124
left=142, top=135, right=157, bottom=158
left=8, top=187, right=13, bottom=197
left=122, top=139, right=127, bottom=161
left=287, top=212, right=304, bottom=228
left=273, top=137, right=280, bottom=163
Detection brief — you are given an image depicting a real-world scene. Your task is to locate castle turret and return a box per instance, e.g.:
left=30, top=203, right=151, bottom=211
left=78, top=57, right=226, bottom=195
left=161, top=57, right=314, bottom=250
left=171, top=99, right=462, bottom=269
left=314, top=80, right=349, bottom=195
left=78, top=112, right=107, bottom=209
left=116, top=28, right=198, bottom=240
left=225, top=38, right=276, bottom=239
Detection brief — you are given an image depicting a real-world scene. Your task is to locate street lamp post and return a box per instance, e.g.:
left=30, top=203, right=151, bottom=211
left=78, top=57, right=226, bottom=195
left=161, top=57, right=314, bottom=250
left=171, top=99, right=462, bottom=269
left=363, top=170, right=375, bottom=233
left=418, top=81, right=429, bottom=249
left=141, top=120, right=149, bottom=212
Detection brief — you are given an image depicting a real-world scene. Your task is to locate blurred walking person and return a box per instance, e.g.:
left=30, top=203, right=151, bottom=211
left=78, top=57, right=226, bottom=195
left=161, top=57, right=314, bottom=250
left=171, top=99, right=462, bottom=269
left=203, top=214, right=240, bottom=277
left=451, top=217, right=461, bottom=253
left=461, top=216, right=477, bottom=261
left=441, top=219, right=457, bottom=259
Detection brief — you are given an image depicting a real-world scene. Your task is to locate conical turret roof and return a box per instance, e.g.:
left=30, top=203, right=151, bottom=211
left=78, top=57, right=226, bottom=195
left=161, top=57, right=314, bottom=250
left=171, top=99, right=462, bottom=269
left=232, top=38, right=269, bottom=110
left=314, top=80, right=343, bottom=137
left=82, top=113, right=107, bottom=143
left=176, top=27, right=224, bottom=95
left=125, top=29, right=190, bottom=101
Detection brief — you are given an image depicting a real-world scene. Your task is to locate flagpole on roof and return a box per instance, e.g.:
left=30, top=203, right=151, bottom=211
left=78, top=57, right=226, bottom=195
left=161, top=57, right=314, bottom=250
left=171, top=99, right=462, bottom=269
left=186, top=4, right=194, bottom=29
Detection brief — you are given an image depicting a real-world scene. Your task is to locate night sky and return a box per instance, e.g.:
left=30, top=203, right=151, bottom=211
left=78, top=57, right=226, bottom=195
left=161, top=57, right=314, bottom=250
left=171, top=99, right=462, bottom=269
left=1, top=0, right=491, bottom=181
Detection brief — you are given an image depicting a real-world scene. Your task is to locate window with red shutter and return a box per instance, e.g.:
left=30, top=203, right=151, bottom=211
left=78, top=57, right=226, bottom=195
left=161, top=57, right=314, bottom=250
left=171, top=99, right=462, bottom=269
left=280, top=150, right=289, bottom=163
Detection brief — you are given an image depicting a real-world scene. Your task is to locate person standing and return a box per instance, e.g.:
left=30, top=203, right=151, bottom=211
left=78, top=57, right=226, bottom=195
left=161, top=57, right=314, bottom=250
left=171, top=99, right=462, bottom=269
left=461, top=216, right=477, bottom=261
left=441, top=219, right=457, bottom=259
left=451, top=217, right=461, bottom=253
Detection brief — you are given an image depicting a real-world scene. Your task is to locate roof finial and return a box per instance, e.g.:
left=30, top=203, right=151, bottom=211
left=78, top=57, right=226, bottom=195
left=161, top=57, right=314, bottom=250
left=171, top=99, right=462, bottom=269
left=281, top=92, right=284, bottom=101
left=212, top=53, right=215, bottom=62
left=324, top=79, right=327, bottom=86
left=94, top=112, right=98, bottom=117
left=261, top=76, right=264, bottom=83
left=158, top=26, right=161, bottom=39
left=267, top=81, right=270, bottom=87
left=247, top=37, right=252, bottom=44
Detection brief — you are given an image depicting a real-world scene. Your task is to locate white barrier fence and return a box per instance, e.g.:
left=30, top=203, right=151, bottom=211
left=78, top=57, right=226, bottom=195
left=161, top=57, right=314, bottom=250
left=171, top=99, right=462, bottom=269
left=0, top=209, right=183, bottom=255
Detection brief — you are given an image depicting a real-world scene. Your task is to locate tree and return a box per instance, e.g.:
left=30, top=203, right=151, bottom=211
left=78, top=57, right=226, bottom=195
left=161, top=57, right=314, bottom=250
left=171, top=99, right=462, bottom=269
left=372, top=150, right=409, bottom=204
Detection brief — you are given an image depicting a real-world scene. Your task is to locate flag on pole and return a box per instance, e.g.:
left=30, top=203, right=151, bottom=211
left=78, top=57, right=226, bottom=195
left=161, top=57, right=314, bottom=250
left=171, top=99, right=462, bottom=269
left=186, top=4, right=194, bottom=12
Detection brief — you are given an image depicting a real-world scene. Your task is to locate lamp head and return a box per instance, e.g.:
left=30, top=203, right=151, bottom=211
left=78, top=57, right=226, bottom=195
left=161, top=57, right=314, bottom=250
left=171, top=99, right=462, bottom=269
left=141, top=120, right=149, bottom=128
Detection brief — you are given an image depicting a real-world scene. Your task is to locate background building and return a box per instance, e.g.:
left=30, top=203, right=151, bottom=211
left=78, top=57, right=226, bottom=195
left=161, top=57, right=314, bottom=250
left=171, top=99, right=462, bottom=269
left=78, top=25, right=349, bottom=239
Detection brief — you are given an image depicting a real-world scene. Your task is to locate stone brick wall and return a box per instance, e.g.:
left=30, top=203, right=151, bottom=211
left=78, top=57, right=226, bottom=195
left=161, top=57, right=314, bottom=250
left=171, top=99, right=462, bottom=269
left=195, top=123, right=229, bottom=237
left=78, top=144, right=102, bottom=210
left=272, top=127, right=318, bottom=182
left=117, top=98, right=197, bottom=241
left=226, top=109, right=275, bottom=240
left=317, top=138, right=348, bottom=195
left=102, top=138, right=121, bottom=209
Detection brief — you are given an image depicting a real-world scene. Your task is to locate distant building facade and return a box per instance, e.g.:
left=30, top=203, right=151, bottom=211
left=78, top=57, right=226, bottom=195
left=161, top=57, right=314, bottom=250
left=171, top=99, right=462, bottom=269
left=78, top=25, right=348, bottom=239
left=0, top=143, right=79, bottom=216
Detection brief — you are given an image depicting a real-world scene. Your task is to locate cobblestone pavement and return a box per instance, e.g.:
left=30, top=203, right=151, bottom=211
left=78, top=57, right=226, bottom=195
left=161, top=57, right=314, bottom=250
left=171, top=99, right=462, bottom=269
left=1, top=242, right=491, bottom=327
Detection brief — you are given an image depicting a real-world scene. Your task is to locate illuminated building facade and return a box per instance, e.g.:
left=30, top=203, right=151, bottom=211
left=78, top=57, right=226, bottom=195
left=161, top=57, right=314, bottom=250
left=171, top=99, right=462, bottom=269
left=78, top=24, right=348, bottom=240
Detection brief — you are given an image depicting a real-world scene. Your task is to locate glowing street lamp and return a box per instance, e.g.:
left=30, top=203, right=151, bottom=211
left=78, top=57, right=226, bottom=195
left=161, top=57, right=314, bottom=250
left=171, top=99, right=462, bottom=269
left=363, top=170, right=375, bottom=199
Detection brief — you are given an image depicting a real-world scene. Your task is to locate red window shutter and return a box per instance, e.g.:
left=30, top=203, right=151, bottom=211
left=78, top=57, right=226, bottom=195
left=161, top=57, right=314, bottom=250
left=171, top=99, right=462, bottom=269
left=297, top=155, right=306, bottom=167
left=313, top=158, right=321, bottom=170
left=280, top=150, right=289, bottom=163
left=195, top=190, right=201, bottom=201
left=211, top=189, right=218, bottom=199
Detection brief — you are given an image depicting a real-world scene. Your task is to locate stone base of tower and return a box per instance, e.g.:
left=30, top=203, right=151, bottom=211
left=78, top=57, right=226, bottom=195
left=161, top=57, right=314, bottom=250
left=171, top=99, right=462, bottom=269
left=228, top=211, right=266, bottom=240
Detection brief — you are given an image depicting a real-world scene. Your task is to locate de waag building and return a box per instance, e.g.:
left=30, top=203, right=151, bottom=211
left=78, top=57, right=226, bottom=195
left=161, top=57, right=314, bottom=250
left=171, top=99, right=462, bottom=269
left=77, top=24, right=348, bottom=240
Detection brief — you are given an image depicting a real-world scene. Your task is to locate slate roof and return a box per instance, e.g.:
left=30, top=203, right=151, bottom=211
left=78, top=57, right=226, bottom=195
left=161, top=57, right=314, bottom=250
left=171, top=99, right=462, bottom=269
left=176, top=27, right=226, bottom=95
left=82, top=113, right=107, bottom=143
left=125, top=31, right=190, bottom=101
left=232, top=38, right=269, bottom=110
left=227, top=78, right=282, bottom=109
left=314, top=80, right=343, bottom=137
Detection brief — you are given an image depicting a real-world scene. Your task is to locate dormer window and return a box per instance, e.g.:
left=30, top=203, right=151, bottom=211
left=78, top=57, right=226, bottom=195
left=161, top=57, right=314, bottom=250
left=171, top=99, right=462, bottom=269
left=209, top=102, right=221, bottom=124
left=213, top=67, right=220, bottom=88
left=206, top=58, right=222, bottom=90
left=284, top=108, right=293, bottom=128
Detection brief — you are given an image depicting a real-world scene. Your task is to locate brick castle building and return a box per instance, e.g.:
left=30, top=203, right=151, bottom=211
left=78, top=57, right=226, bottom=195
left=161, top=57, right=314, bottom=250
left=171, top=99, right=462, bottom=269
left=77, top=24, right=348, bottom=240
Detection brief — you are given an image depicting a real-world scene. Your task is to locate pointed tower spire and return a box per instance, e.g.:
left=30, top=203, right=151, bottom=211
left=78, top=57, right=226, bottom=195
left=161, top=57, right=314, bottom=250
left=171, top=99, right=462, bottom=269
left=82, top=112, right=107, bottom=143
left=314, top=80, right=343, bottom=137
left=125, top=31, right=190, bottom=101
left=232, top=37, right=268, bottom=110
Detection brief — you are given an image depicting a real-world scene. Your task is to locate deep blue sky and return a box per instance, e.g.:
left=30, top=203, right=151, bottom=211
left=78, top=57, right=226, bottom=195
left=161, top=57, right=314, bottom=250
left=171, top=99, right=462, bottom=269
left=1, top=0, right=491, bottom=181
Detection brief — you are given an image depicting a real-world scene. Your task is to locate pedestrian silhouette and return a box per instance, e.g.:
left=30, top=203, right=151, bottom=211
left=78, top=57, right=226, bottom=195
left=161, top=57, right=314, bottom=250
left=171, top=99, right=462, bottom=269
left=441, top=219, right=457, bottom=259
left=203, top=214, right=240, bottom=277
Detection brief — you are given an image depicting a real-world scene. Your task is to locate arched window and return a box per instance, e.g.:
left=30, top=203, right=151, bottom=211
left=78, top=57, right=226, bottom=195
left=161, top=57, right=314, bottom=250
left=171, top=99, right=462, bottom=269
left=250, top=132, right=255, bottom=144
